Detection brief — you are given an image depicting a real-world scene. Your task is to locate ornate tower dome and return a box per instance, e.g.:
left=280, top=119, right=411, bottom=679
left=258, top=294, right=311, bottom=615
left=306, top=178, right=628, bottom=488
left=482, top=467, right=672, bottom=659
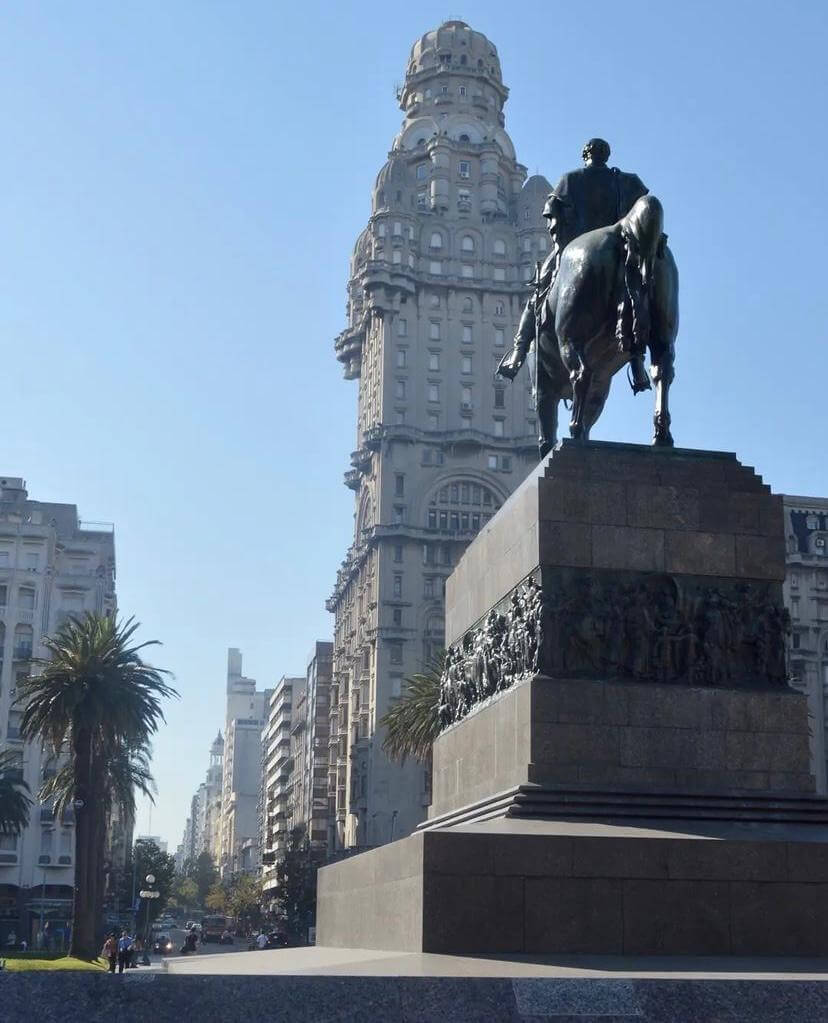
left=397, top=20, right=509, bottom=147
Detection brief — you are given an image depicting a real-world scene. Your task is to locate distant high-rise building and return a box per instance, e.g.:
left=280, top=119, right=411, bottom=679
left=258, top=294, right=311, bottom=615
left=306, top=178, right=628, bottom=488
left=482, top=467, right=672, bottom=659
left=0, top=475, right=116, bottom=946
left=784, top=494, right=828, bottom=794
left=136, top=835, right=168, bottom=854
left=326, top=21, right=550, bottom=851
left=219, top=649, right=270, bottom=877
left=173, top=730, right=223, bottom=872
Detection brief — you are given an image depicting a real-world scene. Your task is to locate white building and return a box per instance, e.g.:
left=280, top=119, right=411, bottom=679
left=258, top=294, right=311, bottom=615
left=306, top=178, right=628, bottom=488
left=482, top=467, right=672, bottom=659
left=218, top=649, right=270, bottom=877
left=135, top=835, right=168, bottom=854
left=326, top=21, right=549, bottom=851
left=175, top=732, right=224, bottom=869
left=0, top=475, right=116, bottom=945
left=260, top=674, right=304, bottom=894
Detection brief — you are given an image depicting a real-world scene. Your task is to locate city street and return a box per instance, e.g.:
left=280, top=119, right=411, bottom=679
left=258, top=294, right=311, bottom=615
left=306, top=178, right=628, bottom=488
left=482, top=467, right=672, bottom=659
left=165, top=927, right=248, bottom=960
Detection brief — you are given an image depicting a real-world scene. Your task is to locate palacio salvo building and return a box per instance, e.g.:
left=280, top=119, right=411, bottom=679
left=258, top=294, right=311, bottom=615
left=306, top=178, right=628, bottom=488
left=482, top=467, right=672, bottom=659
left=327, top=21, right=551, bottom=851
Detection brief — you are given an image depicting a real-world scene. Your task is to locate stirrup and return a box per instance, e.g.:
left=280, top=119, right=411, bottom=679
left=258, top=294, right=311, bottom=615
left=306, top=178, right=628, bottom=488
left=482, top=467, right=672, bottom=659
left=627, top=363, right=652, bottom=395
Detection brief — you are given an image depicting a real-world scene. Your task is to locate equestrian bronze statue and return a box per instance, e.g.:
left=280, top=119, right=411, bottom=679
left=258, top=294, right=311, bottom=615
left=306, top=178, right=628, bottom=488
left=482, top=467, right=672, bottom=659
left=497, top=139, right=679, bottom=456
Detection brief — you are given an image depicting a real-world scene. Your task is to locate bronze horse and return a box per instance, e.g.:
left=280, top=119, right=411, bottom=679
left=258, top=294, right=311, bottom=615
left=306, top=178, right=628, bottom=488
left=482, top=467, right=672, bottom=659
left=535, top=194, right=678, bottom=447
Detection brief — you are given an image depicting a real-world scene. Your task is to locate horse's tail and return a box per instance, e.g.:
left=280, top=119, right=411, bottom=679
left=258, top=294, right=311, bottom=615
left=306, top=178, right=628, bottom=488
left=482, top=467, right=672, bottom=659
left=623, top=194, right=664, bottom=286
left=616, top=195, right=664, bottom=362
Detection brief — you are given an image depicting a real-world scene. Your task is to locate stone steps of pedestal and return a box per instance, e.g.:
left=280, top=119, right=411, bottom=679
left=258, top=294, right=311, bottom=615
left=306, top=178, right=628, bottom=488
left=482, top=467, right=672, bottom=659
left=422, top=784, right=828, bottom=832
left=542, top=443, right=770, bottom=494
left=509, top=786, right=828, bottom=825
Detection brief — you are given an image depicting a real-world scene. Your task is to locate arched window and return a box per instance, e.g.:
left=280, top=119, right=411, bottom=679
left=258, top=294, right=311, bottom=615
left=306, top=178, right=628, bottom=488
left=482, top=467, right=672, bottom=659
left=423, top=614, right=445, bottom=663
left=426, top=481, right=501, bottom=535
left=462, top=296, right=473, bottom=313
left=430, top=232, right=442, bottom=249
left=459, top=133, right=470, bottom=142
left=461, top=236, right=474, bottom=252
left=493, top=239, right=506, bottom=256
left=494, top=300, right=505, bottom=316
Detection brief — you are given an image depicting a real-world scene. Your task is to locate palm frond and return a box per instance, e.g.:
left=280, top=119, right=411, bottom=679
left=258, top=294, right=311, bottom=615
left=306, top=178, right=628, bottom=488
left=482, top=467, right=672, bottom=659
left=18, top=613, right=178, bottom=754
left=379, top=651, right=444, bottom=764
left=0, top=750, right=31, bottom=836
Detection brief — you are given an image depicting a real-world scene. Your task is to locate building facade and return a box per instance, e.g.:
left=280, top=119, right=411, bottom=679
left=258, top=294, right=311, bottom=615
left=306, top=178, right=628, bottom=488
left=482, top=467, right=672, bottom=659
left=219, top=649, right=270, bottom=878
left=784, top=495, right=828, bottom=794
left=260, top=674, right=304, bottom=895
left=0, top=475, right=116, bottom=945
left=326, top=21, right=549, bottom=851
left=288, top=642, right=333, bottom=856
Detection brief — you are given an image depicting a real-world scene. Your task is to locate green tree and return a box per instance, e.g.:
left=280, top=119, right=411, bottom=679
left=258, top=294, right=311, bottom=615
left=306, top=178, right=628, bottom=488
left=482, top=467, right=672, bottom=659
left=0, top=750, right=30, bottom=836
left=379, top=651, right=443, bottom=764
left=186, top=850, right=219, bottom=906
left=170, top=876, right=198, bottom=909
left=205, top=881, right=228, bottom=913
left=18, top=613, right=176, bottom=959
left=41, top=741, right=157, bottom=922
left=273, top=826, right=317, bottom=945
left=117, top=838, right=176, bottom=928
left=132, top=838, right=176, bottom=923
left=227, top=873, right=263, bottom=932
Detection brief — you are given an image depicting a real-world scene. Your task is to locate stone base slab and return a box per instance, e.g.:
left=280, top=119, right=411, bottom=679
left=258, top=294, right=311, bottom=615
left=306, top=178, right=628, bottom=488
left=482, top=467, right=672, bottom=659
left=316, top=818, right=828, bottom=957
left=430, top=676, right=814, bottom=822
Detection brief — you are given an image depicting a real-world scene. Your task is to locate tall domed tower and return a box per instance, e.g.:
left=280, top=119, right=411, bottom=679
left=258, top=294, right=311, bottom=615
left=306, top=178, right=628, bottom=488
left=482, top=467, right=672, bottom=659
left=327, top=22, right=551, bottom=852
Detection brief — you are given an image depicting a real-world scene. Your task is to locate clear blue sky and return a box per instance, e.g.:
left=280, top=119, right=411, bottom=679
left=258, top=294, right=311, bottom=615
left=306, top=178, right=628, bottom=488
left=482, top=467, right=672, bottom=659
left=1, top=1, right=825, bottom=849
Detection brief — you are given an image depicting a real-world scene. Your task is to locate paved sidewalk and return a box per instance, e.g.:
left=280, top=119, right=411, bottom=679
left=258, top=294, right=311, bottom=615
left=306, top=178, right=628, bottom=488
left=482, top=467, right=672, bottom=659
left=164, top=944, right=828, bottom=979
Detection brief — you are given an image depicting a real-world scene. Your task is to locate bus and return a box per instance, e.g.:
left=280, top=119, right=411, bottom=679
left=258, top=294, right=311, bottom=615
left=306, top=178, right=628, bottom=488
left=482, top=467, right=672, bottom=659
left=201, top=915, right=233, bottom=943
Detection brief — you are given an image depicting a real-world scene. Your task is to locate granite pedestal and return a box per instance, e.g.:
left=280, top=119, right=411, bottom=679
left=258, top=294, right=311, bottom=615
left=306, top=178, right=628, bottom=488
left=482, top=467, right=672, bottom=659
left=318, top=442, right=828, bottom=958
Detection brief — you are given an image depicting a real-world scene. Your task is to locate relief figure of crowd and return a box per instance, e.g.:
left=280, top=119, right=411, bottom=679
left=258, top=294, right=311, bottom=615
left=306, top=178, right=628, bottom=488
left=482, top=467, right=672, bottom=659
left=439, top=574, right=790, bottom=728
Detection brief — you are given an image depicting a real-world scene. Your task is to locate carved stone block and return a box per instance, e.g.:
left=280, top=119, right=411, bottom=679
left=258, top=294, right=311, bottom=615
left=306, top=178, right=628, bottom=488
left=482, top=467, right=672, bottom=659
left=441, top=442, right=792, bottom=729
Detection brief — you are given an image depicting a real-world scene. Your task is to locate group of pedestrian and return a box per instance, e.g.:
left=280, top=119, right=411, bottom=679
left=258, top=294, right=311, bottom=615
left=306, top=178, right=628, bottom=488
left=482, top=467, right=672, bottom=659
left=101, top=930, right=145, bottom=973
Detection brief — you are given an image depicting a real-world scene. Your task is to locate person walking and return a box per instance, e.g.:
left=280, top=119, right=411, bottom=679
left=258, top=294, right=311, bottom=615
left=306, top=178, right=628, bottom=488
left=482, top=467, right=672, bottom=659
left=101, top=933, right=117, bottom=973
left=131, top=936, right=143, bottom=968
left=116, top=931, right=131, bottom=974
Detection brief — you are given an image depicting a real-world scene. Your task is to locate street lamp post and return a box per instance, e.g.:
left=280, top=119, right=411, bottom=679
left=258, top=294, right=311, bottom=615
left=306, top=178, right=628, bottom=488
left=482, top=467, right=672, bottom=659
left=138, top=873, right=159, bottom=966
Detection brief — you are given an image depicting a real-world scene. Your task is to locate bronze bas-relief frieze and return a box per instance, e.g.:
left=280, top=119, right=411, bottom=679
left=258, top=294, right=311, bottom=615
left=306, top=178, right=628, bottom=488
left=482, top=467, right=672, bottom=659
left=439, top=571, right=790, bottom=728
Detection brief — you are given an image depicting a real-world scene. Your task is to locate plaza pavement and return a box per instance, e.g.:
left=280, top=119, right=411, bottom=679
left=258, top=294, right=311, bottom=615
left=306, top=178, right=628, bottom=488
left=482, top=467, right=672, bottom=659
left=163, top=944, right=828, bottom=979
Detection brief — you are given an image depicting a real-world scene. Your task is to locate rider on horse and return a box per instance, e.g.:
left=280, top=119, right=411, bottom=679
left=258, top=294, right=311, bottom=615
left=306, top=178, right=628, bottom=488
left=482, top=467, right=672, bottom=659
left=498, top=138, right=652, bottom=396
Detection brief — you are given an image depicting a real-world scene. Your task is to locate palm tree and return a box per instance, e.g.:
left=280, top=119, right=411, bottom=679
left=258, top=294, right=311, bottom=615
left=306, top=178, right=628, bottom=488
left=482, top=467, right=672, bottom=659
left=41, top=741, right=157, bottom=922
left=379, top=651, right=444, bottom=765
left=0, top=750, right=31, bottom=836
left=18, top=613, right=176, bottom=959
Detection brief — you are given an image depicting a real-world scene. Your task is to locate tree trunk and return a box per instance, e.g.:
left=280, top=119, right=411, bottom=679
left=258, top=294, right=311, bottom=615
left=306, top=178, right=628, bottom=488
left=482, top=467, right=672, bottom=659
left=69, top=727, right=97, bottom=960
left=91, top=773, right=109, bottom=951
